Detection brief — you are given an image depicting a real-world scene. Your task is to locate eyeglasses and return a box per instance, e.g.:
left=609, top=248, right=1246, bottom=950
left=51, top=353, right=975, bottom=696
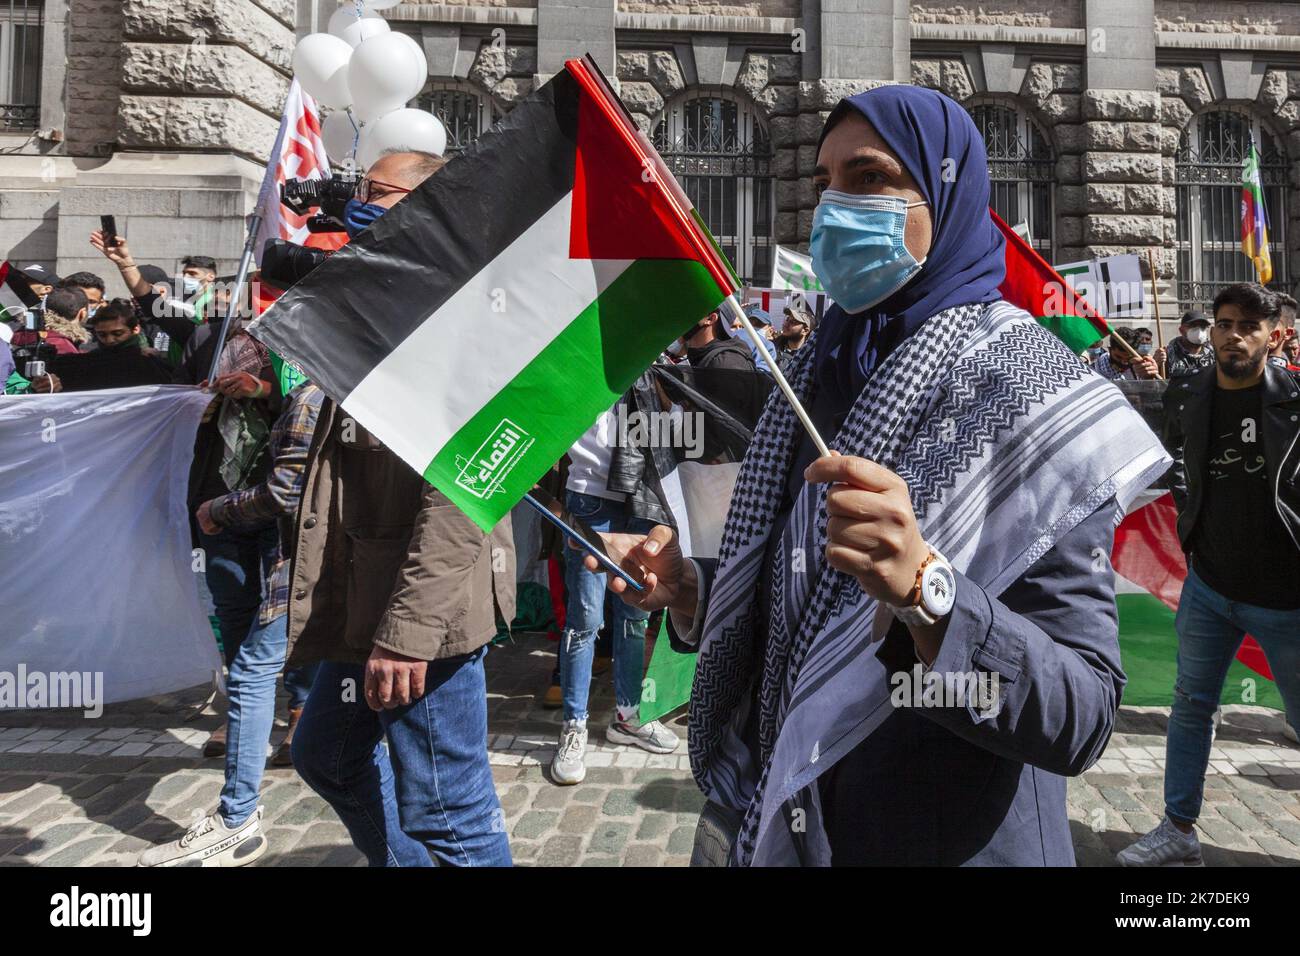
left=354, top=178, right=412, bottom=204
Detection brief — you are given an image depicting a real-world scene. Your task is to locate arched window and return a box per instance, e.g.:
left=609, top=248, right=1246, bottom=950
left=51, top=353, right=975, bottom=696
left=416, top=85, right=498, bottom=155
left=968, top=102, right=1055, bottom=257
left=652, top=94, right=773, bottom=285
left=1175, top=109, right=1290, bottom=308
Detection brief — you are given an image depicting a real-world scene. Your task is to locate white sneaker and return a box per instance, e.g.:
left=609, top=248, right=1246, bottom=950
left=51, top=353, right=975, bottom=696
left=551, top=720, right=587, bottom=785
left=606, top=716, right=680, bottom=754
left=137, top=807, right=267, bottom=867
left=1116, top=817, right=1204, bottom=867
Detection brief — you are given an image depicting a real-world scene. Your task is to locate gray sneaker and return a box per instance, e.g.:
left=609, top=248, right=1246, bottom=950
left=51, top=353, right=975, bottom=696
left=137, top=807, right=267, bottom=867
left=551, top=720, right=587, bottom=785
left=606, top=717, right=680, bottom=754
left=1117, top=817, right=1204, bottom=867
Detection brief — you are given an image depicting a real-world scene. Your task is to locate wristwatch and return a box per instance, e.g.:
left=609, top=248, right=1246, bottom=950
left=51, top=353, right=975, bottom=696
left=890, top=546, right=957, bottom=627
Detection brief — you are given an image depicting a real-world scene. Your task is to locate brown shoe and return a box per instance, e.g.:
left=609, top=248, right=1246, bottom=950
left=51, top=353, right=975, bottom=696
left=542, top=683, right=563, bottom=709
left=271, top=708, right=302, bottom=767
left=203, top=723, right=227, bottom=758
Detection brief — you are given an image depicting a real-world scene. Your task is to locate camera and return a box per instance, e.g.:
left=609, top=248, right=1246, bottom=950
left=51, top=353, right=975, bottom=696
left=280, top=171, right=358, bottom=234
left=260, top=238, right=330, bottom=287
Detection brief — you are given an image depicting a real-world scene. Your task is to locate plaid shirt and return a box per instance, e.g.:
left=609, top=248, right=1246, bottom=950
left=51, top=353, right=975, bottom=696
left=208, top=383, right=323, bottom=624
left=1092, top=352, right=1138, bottom=381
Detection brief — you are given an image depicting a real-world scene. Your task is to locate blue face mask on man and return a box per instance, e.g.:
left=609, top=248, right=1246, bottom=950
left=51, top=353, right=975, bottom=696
left=809, top=190, right=928, bottom=314
left=343, top=198, right=388, bottom=238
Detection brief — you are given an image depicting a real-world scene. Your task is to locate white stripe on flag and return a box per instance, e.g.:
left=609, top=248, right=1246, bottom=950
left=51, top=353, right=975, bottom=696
left=343, top=191, right=635, bottom=471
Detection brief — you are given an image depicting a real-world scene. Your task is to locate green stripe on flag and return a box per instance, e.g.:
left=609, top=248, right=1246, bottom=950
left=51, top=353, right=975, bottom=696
left=425, top=258, right=726, bottom=531
left=1118, top=594, right=1283, bottom=709
left=641, top=615, right=696, bottom=723
left=1036, top=314, right=1104, bottom=354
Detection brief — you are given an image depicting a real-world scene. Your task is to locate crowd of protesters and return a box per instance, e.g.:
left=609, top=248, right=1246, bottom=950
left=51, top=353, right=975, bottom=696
left=3, top=96, right=1298, bottom=868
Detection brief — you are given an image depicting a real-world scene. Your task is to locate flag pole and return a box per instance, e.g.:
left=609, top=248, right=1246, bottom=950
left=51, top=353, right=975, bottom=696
left=1147, top=248, right=1167, bottom=377
left=720, top=293, right=830, bottom=457
left=205, top=212, right=263, bottom=385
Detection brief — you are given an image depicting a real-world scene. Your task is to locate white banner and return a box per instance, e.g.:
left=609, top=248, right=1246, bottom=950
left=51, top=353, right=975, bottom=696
left=771, top=244, right=825, bottom=294
left=1054, top=253, right=1146, bottom=321
left=0, top=386, right=222, bottom=706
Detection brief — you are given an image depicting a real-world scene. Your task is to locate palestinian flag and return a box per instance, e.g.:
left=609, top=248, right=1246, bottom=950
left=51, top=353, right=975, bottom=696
left=992, top=209, right=1110, bottom=353
left=251, top=56, right=736, bottom=531
left=1113, top=491, right=1282, bottom=708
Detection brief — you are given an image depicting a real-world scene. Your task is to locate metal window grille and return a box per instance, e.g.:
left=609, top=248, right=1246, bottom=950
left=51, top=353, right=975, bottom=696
left=0, top=0, right=41, bottom=130
left=652, top=95, right=774, bottom=285
left=969, top=102, right=1056, bottom=258
left=1175, top=109, right=1291, bottom=310
left=418, top=87, right=497, bottom=156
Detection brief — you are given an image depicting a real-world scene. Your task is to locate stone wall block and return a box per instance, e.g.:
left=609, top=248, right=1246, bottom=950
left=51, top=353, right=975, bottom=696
left=1084, top=215, right=1164, bottom=245
left=1082, top=90, right=1160, bottom=122
left=1082, top=151, right=1162, bottom=184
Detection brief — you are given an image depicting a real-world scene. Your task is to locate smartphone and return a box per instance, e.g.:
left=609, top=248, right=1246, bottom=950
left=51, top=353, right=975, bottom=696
left=24, top=307, right=44, bottom=332
left=100, top=215, right=120, bottom=249
left=525, top=487, right=646, bottom=593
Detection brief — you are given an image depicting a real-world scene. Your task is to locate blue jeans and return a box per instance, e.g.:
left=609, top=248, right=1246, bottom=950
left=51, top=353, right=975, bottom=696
left=1165, top=567, right=1300, bottom=824
left=218, top=614, right=319, bottom=826
left=197, top=523, right=279, bottom=667
left=291, top=647, right=510, bottom=867
left=561, top=491, right=653, bottom=723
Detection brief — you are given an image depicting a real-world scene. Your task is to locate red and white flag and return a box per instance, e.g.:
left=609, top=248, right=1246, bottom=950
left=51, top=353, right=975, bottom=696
left=253, top=79, right=347, bottom=264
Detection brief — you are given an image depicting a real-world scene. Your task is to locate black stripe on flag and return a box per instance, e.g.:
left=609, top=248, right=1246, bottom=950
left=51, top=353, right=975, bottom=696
left=253, top=70, right=581, bottom=403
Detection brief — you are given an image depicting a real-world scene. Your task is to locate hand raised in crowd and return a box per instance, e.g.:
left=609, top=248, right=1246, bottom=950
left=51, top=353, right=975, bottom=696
left=211, top=371, right=270, bottom=400
left=30, top=372, right=62, bottom=394
left=804, top=451, right=930, bottom=609
left=1152, top=346, right=1167, bottom=377
left=581, top=524, right=695, bottom=617
left=364, top=645, right=428, bottom=711
left=195, top=500, right=221, bottom=536
left=89, top=229, right=133, bottom=268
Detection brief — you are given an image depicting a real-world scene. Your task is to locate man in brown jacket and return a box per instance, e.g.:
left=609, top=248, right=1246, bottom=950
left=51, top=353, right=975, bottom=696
left=285, top=150, right=517, bottom=867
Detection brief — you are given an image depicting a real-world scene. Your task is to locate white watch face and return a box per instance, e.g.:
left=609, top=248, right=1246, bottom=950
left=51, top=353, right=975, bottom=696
left=920, top=560, right=957, bottom=617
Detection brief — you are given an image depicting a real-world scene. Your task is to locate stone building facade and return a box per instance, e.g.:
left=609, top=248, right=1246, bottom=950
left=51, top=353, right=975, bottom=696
left=2, top=0, right=1299, bottom=322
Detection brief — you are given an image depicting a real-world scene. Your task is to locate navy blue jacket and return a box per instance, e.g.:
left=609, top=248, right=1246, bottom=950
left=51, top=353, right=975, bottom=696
left=676, top=496, right=1125, bottom=866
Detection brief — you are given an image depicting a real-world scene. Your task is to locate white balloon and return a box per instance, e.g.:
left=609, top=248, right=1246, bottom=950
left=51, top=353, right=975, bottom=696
left=321, top=110, right=360, bottom=161
left=292, top=33, right=353, bottom=109
left=326, top=5, right=390, bottom=47
left=347, top=31, right=428, bottom=122
left=357, top=108, right=447, bottom=171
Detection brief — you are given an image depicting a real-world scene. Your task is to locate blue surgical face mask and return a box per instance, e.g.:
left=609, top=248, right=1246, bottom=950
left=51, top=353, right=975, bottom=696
left=343, top=198, right=388, bottom=238
left=810, top=191, right=928, bottom=314
left=181, top=276, right=201, bottom=296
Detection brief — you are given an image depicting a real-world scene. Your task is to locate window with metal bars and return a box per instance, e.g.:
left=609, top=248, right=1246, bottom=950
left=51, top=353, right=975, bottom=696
left=968, top=102, right=1055, bottom=258
left=1174, top=109, right=1290, bottom=310
left=0, top=0, right=41, bottom=130
left=416, top=86, right=498, bottom=156
left=651, top=94, right=774, bottom=285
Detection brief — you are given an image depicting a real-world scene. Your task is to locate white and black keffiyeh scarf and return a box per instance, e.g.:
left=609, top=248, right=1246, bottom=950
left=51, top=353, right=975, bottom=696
left=688, top=300, right=1170, bottom=866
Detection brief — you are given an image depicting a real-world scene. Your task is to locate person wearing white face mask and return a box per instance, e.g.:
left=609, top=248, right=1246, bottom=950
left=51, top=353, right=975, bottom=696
left=1161, top=311, right=1216, bottom=378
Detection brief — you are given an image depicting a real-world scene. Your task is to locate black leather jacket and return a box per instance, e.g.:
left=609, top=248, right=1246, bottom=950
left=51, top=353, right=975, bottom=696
left=606, top=371, right=675, bottom=527
left=1161, top=362, right=1300, bottom=553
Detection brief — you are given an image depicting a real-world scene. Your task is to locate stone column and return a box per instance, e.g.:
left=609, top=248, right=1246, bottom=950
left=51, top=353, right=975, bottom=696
left=1082, top=0, right=1171, bottom=336
left=536, top=0, right=614, bottom=84
left=54, top=0, right=295, bottom=280
left=787, top=0, right=908, bottom=250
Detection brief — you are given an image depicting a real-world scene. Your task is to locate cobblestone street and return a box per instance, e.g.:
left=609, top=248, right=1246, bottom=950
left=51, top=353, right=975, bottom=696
left=1, top=632, right=1297, bottom=867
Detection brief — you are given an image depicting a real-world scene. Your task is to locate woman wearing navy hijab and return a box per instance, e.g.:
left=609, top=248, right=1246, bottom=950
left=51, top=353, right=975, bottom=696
left=590, top=87, right=1168, bottom=865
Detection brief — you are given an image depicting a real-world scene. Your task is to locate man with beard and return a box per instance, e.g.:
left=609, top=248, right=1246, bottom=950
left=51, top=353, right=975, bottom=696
left=1120, top=282, right=1300, bottom=865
